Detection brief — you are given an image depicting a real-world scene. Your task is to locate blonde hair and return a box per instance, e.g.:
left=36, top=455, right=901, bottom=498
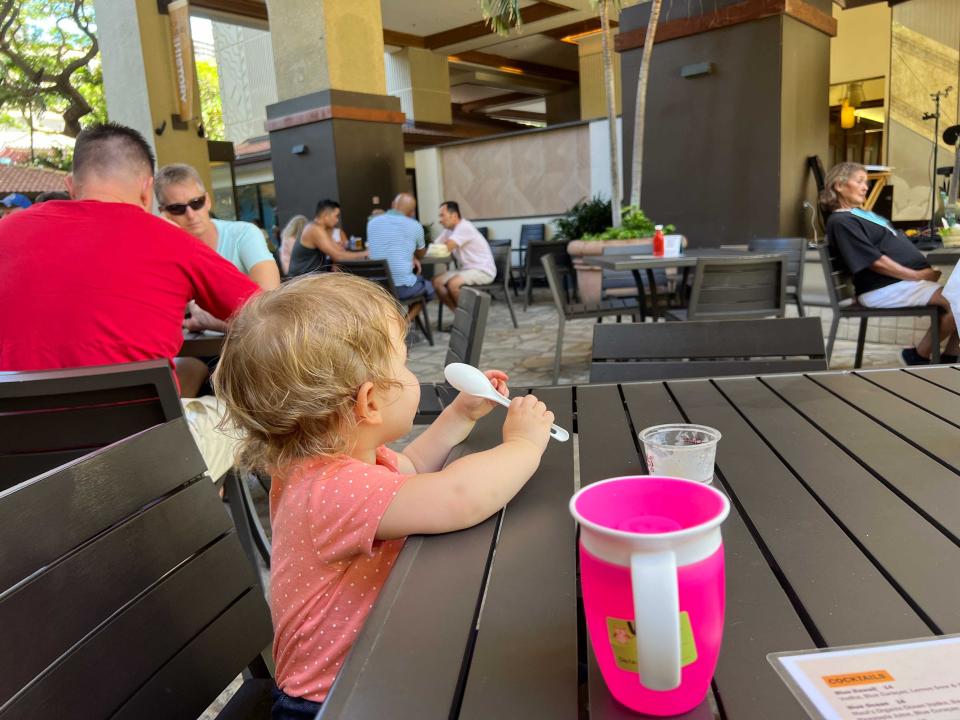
left=279, top=214, right=308, bottom=274
left=213, top=273, right=407, bottom=472
left=154, top=163, right=205, bottom=205
left=819, top=162, right=866, bottom=214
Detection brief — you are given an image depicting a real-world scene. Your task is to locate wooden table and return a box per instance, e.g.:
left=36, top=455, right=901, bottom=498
left=178, top=330, right=225, bottom=358
left=320, top=366, right=960, bottom=719
left=585, top=248, right=759, bottom=318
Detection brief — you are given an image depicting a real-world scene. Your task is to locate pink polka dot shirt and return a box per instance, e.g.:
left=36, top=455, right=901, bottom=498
left=269, top=446, right=407, bottom=702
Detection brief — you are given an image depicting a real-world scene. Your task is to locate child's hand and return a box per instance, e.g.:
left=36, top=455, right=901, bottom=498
left=451, top=369, right=509, bottom=421
left=502, top=394, right=554, bottom=454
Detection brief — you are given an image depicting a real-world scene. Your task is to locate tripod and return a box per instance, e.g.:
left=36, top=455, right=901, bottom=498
left=923, top=86, right=953, bottom=239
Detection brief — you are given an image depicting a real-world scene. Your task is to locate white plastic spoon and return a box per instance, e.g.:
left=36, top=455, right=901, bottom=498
left=444, top=363, right=570, bottom=443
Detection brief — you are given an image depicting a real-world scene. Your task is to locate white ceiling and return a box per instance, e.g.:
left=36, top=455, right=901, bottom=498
left=449, top=84, right=515, bottom=104
left=481, top=33, right=579, bottom=71
left=379, top=0, right=539, bottom=37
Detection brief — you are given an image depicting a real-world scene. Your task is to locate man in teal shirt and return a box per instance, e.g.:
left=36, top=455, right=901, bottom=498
left=155, top=163, right=280, bottom=295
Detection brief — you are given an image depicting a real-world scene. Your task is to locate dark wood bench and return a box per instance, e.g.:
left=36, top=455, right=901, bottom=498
left=0, top=360, right=271, bottom=585
left=590, top=317, right=827, bottom=383
left=0, top=419, right=274, bottom=719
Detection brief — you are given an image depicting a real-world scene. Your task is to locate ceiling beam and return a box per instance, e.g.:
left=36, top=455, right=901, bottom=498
left=189, top=0, right=268, bottom=23
left=383, top=29, right=426, bottom=48
left=449, top=50, right=578, bottom=83
left=460, top=91, right=538, bottom=114
left=540, top=17, right=616, bottom=41
left=486, top=108, right=547, bottom=122
left=423, top=2, right=570, bottom=49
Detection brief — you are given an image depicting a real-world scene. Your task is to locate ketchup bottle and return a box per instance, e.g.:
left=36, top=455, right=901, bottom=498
left=653, top=224, right=665, bottom=257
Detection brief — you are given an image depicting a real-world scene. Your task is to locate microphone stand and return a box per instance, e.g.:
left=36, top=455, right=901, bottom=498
left=923, top=87, right=952, bottom=239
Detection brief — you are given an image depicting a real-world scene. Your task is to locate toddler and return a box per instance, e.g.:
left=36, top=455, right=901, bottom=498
left=214, top=273, right=553, bottom=720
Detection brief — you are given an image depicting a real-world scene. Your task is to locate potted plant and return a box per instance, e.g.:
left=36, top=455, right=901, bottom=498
left=565, top=205, right=676, bottom=303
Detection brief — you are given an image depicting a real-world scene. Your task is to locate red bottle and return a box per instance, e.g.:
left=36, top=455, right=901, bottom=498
left=653, top=225, right=665, bottom=257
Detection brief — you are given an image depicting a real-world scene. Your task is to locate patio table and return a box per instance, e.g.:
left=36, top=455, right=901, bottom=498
left=178, top=329, right=225, bottom=358
left=585, top=249, right=757, bottom=318
left=926, top=247, right=960, bottom=266
left=319, top=365, right=960, bottom=719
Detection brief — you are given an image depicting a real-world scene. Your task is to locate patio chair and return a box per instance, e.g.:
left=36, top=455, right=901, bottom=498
left=590, top=317, right=827, bottom=382
left=417, top=287, right=491, bottom=423
left=0, top=360, right=272, bottom=584
left=470, top=245, right=519, bottom=328
left=542, top=253, right=641, bottom=384
left=664, top=255, right=787, bottom=321
left=600, top=243, right=674, bottom=320
left=819, top=241, right=941, bottom=367
left=748, top=237, right=807, bottom=316
left=524, top=240, right=574, bottom=310
left=516, top=223, right=545, bottom=285
left=476, top=226, right=490, bottom=240
left=0, top=419, right=274, bottom=719
left=335, top=259, right=434, bottom=346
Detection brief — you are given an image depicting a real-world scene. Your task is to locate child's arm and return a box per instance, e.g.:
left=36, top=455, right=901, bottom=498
left=401, top=370, right=509, bottom=474
left=376, top=394, right=553, bottom=539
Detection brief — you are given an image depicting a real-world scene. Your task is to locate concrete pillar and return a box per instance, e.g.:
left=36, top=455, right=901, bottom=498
left=264, top=0, right=405, bottom=229
left=385, top=48, right=452, bottom=125
left=94, top=0, right=212, bottom=190
left=618, top=0, right=835, bottom=245
left=577, top=31, right=621, bottom=121
left=545, top=88, right=581, bottom=125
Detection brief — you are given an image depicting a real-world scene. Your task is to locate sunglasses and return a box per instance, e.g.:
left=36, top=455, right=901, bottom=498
left=163, top=195, right=205, bottom=215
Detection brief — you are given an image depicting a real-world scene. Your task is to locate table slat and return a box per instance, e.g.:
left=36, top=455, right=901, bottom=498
left=906, top=365, right=960, bottom=394
left=318, top=410, right=505, bottom=720
left=811, top=373, right=960, bottom=472
left=717, top=377, right=960, bottom=633
left=575, top=384, right=643, bottom=487
left=858, top=368, right=960, bottom=426
left=619, top=382, right=813, bottom=720
left=459, top=387, right=579, bottom=720
left=667, top=380, right=931, bottom=644
left=764, top=375, right=960, bottom=540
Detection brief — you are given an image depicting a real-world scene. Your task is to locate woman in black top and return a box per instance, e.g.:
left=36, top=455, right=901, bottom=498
left=821, top=162, right=957, bottom=365
left=288, top=199, right=367, bottom=277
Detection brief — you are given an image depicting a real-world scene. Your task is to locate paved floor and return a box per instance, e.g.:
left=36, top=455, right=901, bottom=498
left=201, top=288, right=910, bottom=718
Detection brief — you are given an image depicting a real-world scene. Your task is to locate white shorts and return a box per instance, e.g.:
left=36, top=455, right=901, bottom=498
left=435, top=268, right=495, bottom=286
left=858, top=280, right=941, bottom=308
left=181, top=395, right=238, bottom=481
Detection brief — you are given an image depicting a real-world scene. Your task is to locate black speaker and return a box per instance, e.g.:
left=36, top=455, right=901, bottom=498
left=872, top=185, right=894, bottom=220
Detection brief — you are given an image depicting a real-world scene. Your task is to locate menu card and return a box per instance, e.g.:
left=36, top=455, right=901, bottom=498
left=769, top=635, right=960, bottom=719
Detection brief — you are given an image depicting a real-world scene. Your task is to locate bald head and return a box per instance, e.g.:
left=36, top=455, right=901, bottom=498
left=392, top=193, right=417, bottom=218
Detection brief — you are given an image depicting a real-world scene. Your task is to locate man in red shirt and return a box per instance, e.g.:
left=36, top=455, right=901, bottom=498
left=0, top=122, right=258, bottom=479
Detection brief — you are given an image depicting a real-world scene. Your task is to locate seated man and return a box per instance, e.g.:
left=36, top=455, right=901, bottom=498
left=366, top=192, right=434, bottom=302
left=156, top=163, right=280, bottom=295
left=288, top=199, right=367, bottom=276
left=0, top=122, right=258, bottom=480
left=822, top=161, right=958, bottom=365
left=431, top=200, right=496, bottom=314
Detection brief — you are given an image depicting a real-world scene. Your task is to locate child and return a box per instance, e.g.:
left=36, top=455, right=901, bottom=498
left=213, top=273, right=554, bottom=720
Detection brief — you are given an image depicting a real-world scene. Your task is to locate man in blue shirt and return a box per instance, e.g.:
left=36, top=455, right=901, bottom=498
left=155, top=163, right=281, bottom=298
left=366, top=192, right=434, bottom=301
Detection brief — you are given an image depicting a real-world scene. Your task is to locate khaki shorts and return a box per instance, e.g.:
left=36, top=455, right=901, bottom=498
left=181, top=395, right=238, bottom=481
left=435, top=268, right=495, bottom=286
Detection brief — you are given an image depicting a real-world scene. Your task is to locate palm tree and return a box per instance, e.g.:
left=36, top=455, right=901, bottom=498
left=479, top=0, right=623, bottom=228
left=629, top=0, right=662, bottom=207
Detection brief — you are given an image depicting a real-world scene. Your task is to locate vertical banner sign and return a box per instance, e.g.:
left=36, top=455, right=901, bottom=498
left=168, top=0, right=195, bottom=122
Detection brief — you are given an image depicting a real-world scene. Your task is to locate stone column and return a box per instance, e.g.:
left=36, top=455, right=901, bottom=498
left=264, top=0, right=406, bottom=229
left=94, top=0, right=212, bottom=190
left=617, top=0, right=836, bottom=245
left=577, top=31, right=621, bottom=121
left=385, top=48, right=452, bottom=125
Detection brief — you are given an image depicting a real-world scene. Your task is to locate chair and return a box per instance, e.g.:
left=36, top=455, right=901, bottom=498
left=664, top=255, right=787, bottom=321
left=469, top=245, right=519, bottom=329
left=748, top=237, right=807, bottom=316
left=0, top=360, right=272, bottom=584
left=0, top=419, right=275, bottom=719
left=600, top=244, right=675, bottom=319
left=336, top=259, right=434, bottom=346
left=516, top=223, right=546, bottom=285
left=524, top=240, right=574, bottom=310
left=590, top=318, right=827, bottom=382
left=476, top=226, right=490, bottom=240
left=819, top=241, right=941, bottom=367
left=542, top=254, right=641, bottom=384
left=416, top=287, right=491, bottom=423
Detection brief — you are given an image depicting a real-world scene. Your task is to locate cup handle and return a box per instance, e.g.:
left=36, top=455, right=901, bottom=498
left=630, top=550, right=681, bottom=691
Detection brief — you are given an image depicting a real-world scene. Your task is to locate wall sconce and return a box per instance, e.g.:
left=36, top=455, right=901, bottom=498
left=840, top=100, right=856, bottom=129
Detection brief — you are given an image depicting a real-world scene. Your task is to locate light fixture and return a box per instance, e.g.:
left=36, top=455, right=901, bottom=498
left=840, top=100, right=856, bottom=130
left=497, top=65, right=524, bottom=75
left=847, top=81, right=865, bottom=108
left=560, top=28, right=603, bottom=44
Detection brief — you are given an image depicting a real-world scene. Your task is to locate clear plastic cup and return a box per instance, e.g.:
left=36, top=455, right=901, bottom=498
left=638, top=424, right=721, bottom=484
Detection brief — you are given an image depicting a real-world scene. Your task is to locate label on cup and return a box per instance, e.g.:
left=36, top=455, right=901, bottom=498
left=606, top=613, right=698, bottom=672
